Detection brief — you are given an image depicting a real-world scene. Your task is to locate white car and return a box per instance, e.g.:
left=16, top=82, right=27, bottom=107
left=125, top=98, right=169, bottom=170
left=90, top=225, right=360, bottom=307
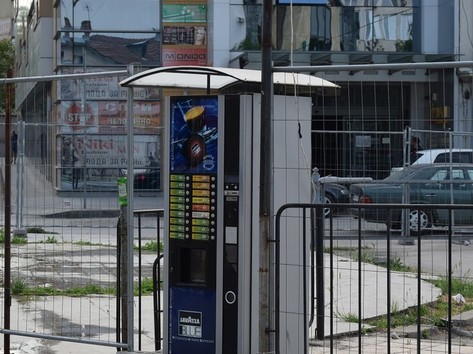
left=391, top=148, right=473, bottom=173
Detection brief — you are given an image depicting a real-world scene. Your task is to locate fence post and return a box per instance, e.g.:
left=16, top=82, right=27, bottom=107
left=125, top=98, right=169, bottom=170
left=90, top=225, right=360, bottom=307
left=117, top=177, right=129, bottom=346
left=312, top=167, right=325, bottom=339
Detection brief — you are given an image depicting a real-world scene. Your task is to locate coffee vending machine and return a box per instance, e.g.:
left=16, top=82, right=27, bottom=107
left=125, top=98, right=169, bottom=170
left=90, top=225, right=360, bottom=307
left=163, top=93, right=313, bottom=354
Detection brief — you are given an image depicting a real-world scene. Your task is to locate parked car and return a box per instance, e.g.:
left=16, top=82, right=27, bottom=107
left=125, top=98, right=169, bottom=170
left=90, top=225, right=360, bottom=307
left=322, top=183, right=350, bottom=218
left=133, top=167, right=160, bottom=190
left=392, top=148, right=473, bottom=173
left=350, top=163, right=473, bottom=232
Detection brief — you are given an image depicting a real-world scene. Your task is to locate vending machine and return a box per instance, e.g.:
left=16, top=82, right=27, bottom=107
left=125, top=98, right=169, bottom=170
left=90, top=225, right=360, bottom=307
left=163, top=93, right=313, bottom=354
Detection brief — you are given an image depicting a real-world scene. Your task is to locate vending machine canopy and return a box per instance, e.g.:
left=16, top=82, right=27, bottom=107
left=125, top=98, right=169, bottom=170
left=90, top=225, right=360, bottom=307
left=120, top=65, right=338, bottom=90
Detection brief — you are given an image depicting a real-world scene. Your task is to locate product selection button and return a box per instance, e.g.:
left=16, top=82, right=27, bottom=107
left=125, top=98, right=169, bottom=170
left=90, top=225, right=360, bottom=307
left=192, top=204, right=210, bottom=212
left=170, top=181, right=185, bottom=188
left=170, top=218, right=185, bottom=225
left=192, top=211, right=210, bottom=219
left=170, top=196, right=185, bottom=204
left=192, top=233, right=209, bottom=241
left=170, top=210, right=185, bottom=217
left=192, top=219, right=210, bottom=226
left=170, top=189, right=185, bottom=196
left=193, top=175, right=210, bottom=182
left=192, top=189, right=210, bottom=197
left=192, top=226, right=210, bottom=234
left=170, top=225, right=185, bottom=232
left=192, top=197, right=210, bottom=204
left=170, top=175, right=185, bottom=181
left=170, top=204, right=185, bottom=211
left=193, top=182, right=210, bottom=190
left=170, top=232, right=185, bottom=239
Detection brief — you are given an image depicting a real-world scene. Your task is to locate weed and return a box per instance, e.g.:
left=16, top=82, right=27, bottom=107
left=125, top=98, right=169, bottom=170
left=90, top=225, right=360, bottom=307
left=72, top=241, right=113, bottom=248
left=11, top=278, right=29, bottom=295
left=134, top=277, right=156, bottom=296
left=44, top=236, right=58, bottom=244
left=335, top=311, right=359, bottom=323
left=11, top=278, right=158, bottom=297
left=12, top=236, right=27, bottom=244
left=430, top=277, right=473, bottom=298
left=12, top=282, right=115, bottom=297
left=135, top=240, right=163, bottom=253
left=0, top=229, right=27, bottom=244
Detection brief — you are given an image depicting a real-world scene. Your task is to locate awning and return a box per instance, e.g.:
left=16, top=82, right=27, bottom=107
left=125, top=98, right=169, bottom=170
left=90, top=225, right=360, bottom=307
left=120, top=65, right=338, bottom=90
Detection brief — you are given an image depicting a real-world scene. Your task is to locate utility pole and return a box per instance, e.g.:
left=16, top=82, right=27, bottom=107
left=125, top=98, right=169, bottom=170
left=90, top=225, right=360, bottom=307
left=260, top=0, right=274, bottom=351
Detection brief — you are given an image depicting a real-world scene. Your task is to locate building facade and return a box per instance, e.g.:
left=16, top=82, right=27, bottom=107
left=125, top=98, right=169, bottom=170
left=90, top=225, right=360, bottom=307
left=11, top=0, right=473, bottom=188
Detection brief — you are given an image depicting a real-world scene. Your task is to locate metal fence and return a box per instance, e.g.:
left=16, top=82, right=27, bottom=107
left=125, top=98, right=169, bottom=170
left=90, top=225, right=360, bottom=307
left=3, top=62, right=473, bottom=353
left=0, top=144, right=164, bottom=352
left=276, top=201, right=473, bottom=353
left=0, top=65, right=165, bottom=352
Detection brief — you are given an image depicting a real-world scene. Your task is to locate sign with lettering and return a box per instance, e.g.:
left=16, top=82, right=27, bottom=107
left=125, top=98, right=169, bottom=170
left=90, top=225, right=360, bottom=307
left=62, top=102, right=99, bottom=133
left=59, top=134, right=159, bottom=169
left=58, top=101, right=160, bottom=134
left=162, top=48, right=207, bottom=66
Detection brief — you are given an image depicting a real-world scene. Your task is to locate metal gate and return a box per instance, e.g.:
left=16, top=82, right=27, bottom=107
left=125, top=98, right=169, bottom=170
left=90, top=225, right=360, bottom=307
left=276, top=201, right=473, bottom=353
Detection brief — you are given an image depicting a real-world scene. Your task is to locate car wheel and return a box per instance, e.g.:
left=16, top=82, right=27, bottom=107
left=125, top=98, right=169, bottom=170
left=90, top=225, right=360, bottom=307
left=408, top=209, right=430, bottom=233
left=324, top=194, right=334, bottom=218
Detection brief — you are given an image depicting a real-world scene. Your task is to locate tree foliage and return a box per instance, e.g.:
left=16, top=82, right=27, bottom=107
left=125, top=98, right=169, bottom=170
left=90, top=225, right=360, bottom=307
left=0, top=38, right=15, bottom=114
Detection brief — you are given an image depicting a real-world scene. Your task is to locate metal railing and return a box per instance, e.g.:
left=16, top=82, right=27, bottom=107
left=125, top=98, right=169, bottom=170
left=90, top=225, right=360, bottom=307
left=133, top=208, right=164, bottom=351
left=275, top=202, right=473, bottom=354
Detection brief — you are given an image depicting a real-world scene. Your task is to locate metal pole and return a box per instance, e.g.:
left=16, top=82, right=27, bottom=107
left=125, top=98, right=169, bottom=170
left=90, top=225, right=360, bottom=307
left=4, top=67, right=13, bottom=354
left=82, top=47, right=87, bottom=209
left=312, top=168, right=325, bottom=339
left=260, top=0, right=273, bottom=351
left=13, top=121, right=27, bottom=237
left=126, top=64, right=135, bottom=352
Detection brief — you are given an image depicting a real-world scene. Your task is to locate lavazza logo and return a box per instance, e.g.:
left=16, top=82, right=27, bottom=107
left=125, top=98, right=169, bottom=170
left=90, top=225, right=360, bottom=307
left=179, top=310, right=202, bottom=338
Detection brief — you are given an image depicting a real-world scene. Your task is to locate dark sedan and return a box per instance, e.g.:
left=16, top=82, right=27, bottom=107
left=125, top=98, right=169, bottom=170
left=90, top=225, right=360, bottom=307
left=350, top=163, right=473, bottom=232
left=322, top=183, right=351, bottom=218
left=133, top=168, right=160, bottom=190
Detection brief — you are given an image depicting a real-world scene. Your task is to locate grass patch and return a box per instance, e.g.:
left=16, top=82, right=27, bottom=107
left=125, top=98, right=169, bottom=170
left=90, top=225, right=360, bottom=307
left=135, top=240, right=163, bottom=253
left=12, top=277, right=158, bottom=297
left=364, top=277, right=473, bottom=331
left=12, top=236, right=28, bottom=244
left=134, top=277, right=156, bottom=296
left=0, top=229, right=29, bottom=244
left=11, top=279, right=115, bottom=297
left=72, top=241, right=114, bottom=248
left=324, top=246, right=371, bottom=253
left=430, top=277, right=473, bottom=298
left=40, top=236, right=58, bottom=244
left=336, top=311, right=359, bottom=323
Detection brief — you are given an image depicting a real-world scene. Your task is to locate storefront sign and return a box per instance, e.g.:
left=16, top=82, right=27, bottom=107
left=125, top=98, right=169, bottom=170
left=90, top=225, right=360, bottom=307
left=162, top=48, right=207, bottom=66
left=162, top=4, right=207, bottom=23
left=58, top=101, right=160, bottom=134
